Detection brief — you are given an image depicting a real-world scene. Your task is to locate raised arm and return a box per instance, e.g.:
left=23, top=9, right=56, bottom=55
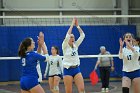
left=42, top=42, right=48, bottom=55
left=75, top=18, right=84, bottom=34
left=37, top=32, right=49, bottom=63
left=119, top=38, right=124, bottom=59
left=67, top=18, right=75, bottom=35
left=75, top=18, right=85, bottom=47
left=37, top=44, right=42, bottom=54
left=62, top=19, right=75, bottom=49
left=37, top=32, right=43, bottom=54
left=37, top=32, right=48, bottom=55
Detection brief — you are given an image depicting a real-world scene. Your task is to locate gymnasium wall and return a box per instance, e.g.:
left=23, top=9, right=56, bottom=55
left=3, top=0, right=140, bottom=9
left=0, top=25, right=136, bottom=81
left=3, top=0, right=115, bottom=9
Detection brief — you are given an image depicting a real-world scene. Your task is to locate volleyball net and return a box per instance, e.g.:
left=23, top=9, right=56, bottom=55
left=0, top=15, right=140, bottom=59
left=0, top=15, right=140, bottom=26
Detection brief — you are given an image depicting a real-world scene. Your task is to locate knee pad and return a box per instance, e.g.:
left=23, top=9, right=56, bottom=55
left=122, top=87, right=129, bottom=93
left=53, top=86, right=59, bottom=91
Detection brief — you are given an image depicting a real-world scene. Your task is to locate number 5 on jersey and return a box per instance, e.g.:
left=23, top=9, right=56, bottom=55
left=71, top=51, right=76, bottom=56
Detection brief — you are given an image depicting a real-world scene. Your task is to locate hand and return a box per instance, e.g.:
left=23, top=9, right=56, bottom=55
left=37, top=37, right=41, bottom=47
left=119, top=38, right=124, bottom=47
left=72, top=18, right=75, bottom=25
left=75, top=17, right=79, bottom=26
left=38, top=32, right=44, bottom=46
left=111, top=66, right=115, bottom=72
left=94, top=67, right=97, bottom=71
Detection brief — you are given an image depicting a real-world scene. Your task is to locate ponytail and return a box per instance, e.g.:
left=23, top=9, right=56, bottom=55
left=18, top=38, right=32, bottom=57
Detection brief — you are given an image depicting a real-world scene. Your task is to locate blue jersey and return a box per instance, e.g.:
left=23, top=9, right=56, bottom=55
left=21, top=51, right=46, bottom=77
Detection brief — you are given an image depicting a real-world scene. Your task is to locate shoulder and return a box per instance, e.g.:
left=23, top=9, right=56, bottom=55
left=31, top=51, right=40, bottom=56
left=57, top=55, right=62, bottom=59
left=57, top=55, right=60, bottom=57
left=134, top=46, right=139, bottom=49
left=56, top=55, right=61, bottom=59
left=26, top=51, right=36, bottom=56
left=106, top=51, right=110, bottom=54
left=30, top=51, right=44, bottom=58
left=133, top=46, right=140, bottom=51
left=98, top=53, right=101, bottom=55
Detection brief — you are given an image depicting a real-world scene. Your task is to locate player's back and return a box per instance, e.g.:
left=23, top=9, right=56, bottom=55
left=21, top=51, right=46, bottom=77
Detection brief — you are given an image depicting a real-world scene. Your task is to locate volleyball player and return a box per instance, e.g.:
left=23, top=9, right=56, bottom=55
left=62, top=18, right=85, bottom=93
left=119, top=32, right=140, bottom=93
left=18, top=32, right=48, bottom=93
left=44, top=46, right=63, bottom=93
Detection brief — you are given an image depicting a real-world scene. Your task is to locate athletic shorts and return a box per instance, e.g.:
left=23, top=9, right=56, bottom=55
left=20, top=76, right=39, bottom=91
left=123, top=69, right=140, bottom=80
left=63, top=66, right=81, bottom=77
left=49, top=74, right=62, bottom=78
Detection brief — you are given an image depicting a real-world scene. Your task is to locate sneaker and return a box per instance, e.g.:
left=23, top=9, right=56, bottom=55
left=101, top=88, right=105, bottom=92
left=105, top=88, right=109, bottom=92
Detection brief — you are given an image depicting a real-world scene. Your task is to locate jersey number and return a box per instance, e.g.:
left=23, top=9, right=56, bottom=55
left=22, top=58, right=26, bottom=66
left=71, top=51, right=76, bottom=56
left=127, top=55, right=132, bottom=60
left=50, top=61, right=53, bottom=65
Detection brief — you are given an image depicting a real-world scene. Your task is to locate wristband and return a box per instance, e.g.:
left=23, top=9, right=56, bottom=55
left=77, top=25, right=80, bottom=29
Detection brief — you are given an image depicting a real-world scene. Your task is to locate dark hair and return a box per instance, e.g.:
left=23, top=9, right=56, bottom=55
left=135, top=37, right=140, bottom=42
left=135, top=37, right=140, bottom=46
left=18, top=38, right=32, bottom=57
left=52, top=46, right=59, bottom=54
left=123, top=32, right=134, bottom=39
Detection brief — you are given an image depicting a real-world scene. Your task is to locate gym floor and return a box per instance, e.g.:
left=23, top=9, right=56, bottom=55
left=0, top=79, right=133, bottom=93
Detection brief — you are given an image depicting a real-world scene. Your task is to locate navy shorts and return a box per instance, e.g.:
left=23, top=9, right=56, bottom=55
left=20, top=76, right=39, bottom=91
left=123, top=69, right=140, bottom=80
left=49, top=74, right=62, bottom=78
left=63, top=66, right=81, bottom=77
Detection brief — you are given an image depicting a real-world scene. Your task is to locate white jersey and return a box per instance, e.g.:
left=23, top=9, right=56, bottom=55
left=119, top=46, right=140, bottom=72
left=62, top=32, right=85, bottom=69
left=35, top=50, right=49, bottom=82
left=35, top=51, right=42, bottom=82
left=44, top=55, right=63, bottom=76
left=36, top=61, right=42, bottom=82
